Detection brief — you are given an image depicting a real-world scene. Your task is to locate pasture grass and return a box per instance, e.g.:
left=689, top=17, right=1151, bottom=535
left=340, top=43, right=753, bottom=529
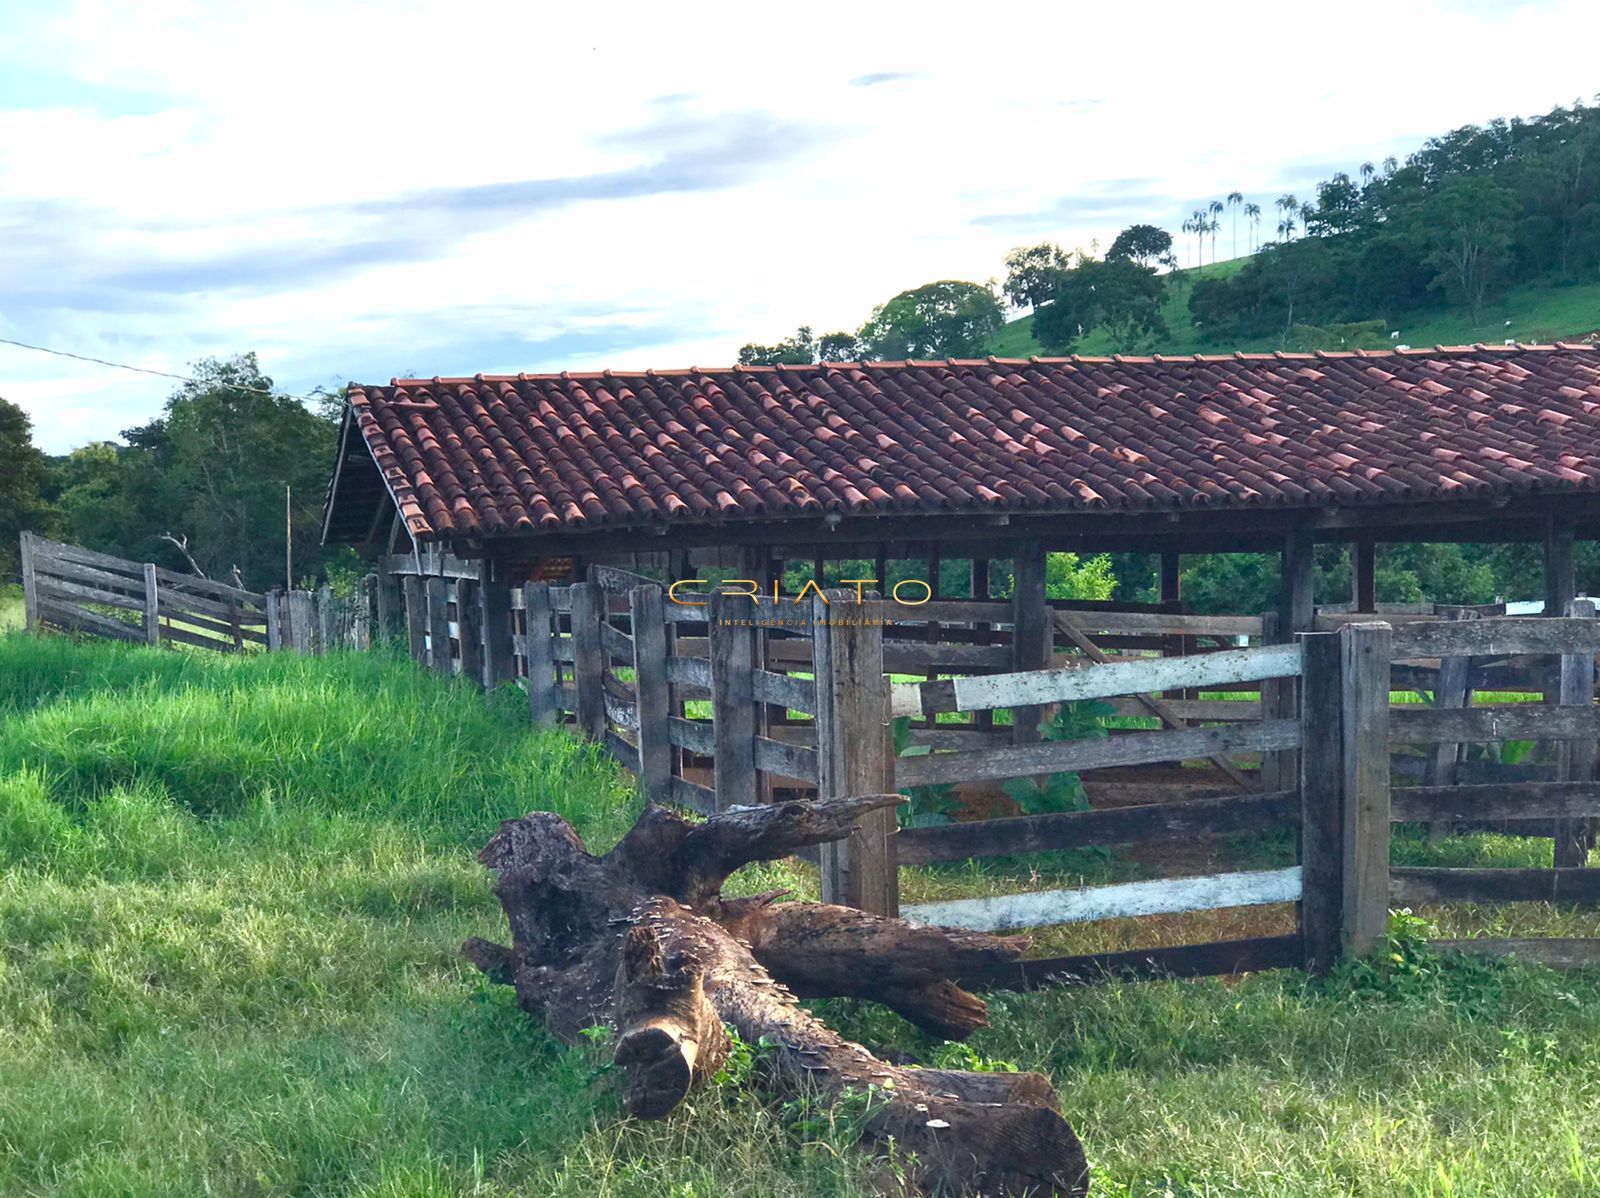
left=0, top=583, right=22, bottom=632
left=2, top=634, right=1599, bottom=1196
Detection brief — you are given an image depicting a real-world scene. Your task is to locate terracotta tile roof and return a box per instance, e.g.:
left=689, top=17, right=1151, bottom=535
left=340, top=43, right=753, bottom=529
left=337, top=344, right=1600, bottom=542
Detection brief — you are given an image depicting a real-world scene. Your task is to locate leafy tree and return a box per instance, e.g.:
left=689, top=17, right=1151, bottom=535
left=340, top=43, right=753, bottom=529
left=817, top=331, right=861, bottom=361
left=856, top=281, right=1004, bottom=359
left=1001, top=244, right=1071, bottom=311
left=738, top=326, right=818, bottom=365
left=0, top=396, right=48, bottom=580
left=1423, top=176, right=1517, bottom=321
left=1106, top=224, right=1174, bottom=270
left=1033, top=256, right=1168, bottom=353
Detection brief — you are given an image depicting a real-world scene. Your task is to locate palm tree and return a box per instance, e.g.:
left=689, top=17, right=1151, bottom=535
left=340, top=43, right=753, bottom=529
left=1300, top=201, right=1316, bottom=236
left=1188, top=208, right=1208, bottom=267
left=1382, top=155, right=1398, bottom=176
left=1208, top=199, right=1225, bottom=263
left=1275, top=194, right=1299, bottom=241
left=1226, top=191, right=1244, bottom=258
left=1359, top=161, right=1376, bottom=187
left=1244, top=201, right=1262, bottom=251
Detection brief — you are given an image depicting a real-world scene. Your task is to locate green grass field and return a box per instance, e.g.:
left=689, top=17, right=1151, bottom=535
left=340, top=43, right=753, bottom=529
left=0, top=584, right=22, bottom=633
left=3, top=634, right=1600, bottom=1196
left=987, top=258, right=1600, bottom=359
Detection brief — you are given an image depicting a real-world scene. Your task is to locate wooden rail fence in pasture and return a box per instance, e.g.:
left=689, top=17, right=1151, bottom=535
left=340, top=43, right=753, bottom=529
left=485, top=564, right=1600, bottom=984
left=19, top=532, right=375, bottom=655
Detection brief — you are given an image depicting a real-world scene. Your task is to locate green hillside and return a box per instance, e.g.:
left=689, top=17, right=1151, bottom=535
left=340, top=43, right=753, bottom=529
left=988, top=260, right=1600, bottom=359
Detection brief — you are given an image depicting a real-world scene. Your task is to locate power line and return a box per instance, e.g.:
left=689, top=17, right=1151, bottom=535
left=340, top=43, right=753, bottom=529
left=0, top=335, right=329, bottom=403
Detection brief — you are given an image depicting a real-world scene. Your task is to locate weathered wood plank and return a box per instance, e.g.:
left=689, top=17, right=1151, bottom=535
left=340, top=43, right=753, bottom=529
left=1392, top=617, right=1600, bottom=659
left=36, top=597, right=142, bottom=642
left=569, top=582, right=607, bottom=740
left=19, top=530, right=40, bottom=632
left=1391, top=867, right=1600, bottom=905
left=28, top=552, right=146, bottom=595
left=1298, top=630, right=1344, bottom=974
left=669, top=717, right=715, bottom=755
left=895, top=719, right=1301, bottom=788
left=814, top=589, right=897, bottom=916
left=669, top=777, right=717, bottom=813
left=456, top=579, right=483, bottom=687
left=605, top=730, right=641, bottom=774
left=753, top=736, right=819, bottom=782
left=1391, top=781, right=1600, bottom=822
left=904, top=728, right=1012, bottom=750
left=891, top=642, right=1303, bottom=719
left=1010, top=540, right=1050, bottom=745
left=750, top=668, right=817, bottom=715
left=33, top=575, right=146, bottom=612
left=30, top=536, right=155, bottom=578
left=902, top=867, right=1303, bottom=932
left=1431, top=937, right=1600, bottom=970
left=1342, top=622, right=1392, bottom=959
left=1555, top=599, right=1596, bottom=867
left=600, top=621, right=633, bottom=661
left=604, top=690, right=639, bottom=731
left=630, top=585, right=673, bottom=807
left=895, top=790, right=1299, bottom=865
left=1108, top=697, right=1262, bottom=722
left=708, top=593, right=757, bottom=811
left=159, top=623, right=245, bottom=653
left=962, top=934, right=1304, bottom=992
left=590, top=563, right=658, bottom=594
left=524, top=582, right=559, bottom=726
left=666, top=655, right=712, bottom=689
left=426, top=578, right=452, bottom=674
left=152, top=566, right=266, bottom=609
left=1390, top=705, right=1600, bottom=745
left=480, top=572, right=515, bottom=687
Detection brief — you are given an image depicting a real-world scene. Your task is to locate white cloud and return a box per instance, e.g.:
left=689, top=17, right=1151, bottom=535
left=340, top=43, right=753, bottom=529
left=2, top=0, right=1597, bottom=451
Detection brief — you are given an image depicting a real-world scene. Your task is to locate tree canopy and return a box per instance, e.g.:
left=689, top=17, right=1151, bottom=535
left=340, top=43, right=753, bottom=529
left=0, top=396, right=48, bottom=580
left=856, top=280, right=1005, bottom=359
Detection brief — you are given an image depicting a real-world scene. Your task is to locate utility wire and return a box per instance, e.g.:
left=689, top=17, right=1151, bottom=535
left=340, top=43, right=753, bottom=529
left=0, top=335, right=329, bottom=403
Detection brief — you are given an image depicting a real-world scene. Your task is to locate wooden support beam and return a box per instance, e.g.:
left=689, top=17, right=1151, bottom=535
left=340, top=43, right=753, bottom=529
left=142, top=562, right=160, bottom=646
left=456, top=578, right=482, bottom=688
left=630, top=585, right=673, bottom=806
left=1280, top=526, right=1315, bottom=635
left=1424, top=607, right=1474, bottom=845
left=426, top=577, right=451, bottom=674
left=1556, top=597, right=1597, bottom=867
left=1010, top=539, right=1050, bottom=745
left=1352, top=537, right=1377, bottom=613
left=19, top=530, right=39, bottom=633
left=1159, top=550, right=1181, bottom=605
left=813, top=589, right=896, bottom=915
left=1544, top=515, right=1576, bottom=617
left=480, top=564, right=515, bottom=687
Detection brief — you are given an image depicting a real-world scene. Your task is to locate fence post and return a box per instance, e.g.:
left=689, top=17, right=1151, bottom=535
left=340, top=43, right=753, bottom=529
left=524, top=582, right=559, bottom=726
left=401, top=577, right=427, bottom=663
left=142, top=562, right=161, bottom=646
left=1341, top=621, right=1392, bottom=959
left=480, top=564, right=514, bottom=687
left=456, top=578, right=482, bottom=688
left=708, top=591, right=757, bottom=810
left=1556, top=598, right=1597, bottom=867
left=569, top=581, right=607, bottom=739
left=376, top=571, right=403, bottom=642
left=813, top=589, right=897, bottom=915
left=316, top=583, right=335, bottom=655
left=265, top=588, right=282, bottom=650
left=1298, top=629, right=1344, bottom=973
left=1259, top=611, right=1287, bottom=791
left=286, top=590, right=316, bottom=655
left=1010, top=540, right=1050, bottom=745
left=631, top=584, right=673, bottom=806
left=426, top=577, right=452, bottom=675
left=19, top=530, right=39, bottom=633
left=1424, top=608, right=1474, bottom=844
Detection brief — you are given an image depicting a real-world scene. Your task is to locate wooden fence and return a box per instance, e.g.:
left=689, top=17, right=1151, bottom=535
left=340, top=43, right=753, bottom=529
left=20, top=532, right=374, bottom=655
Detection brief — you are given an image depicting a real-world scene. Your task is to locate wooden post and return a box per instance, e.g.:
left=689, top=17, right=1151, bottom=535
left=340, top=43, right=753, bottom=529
left=631, top=584, right=672, bottom=806
left=402, top=576, right=427, bottom=664
left=813, top=589, right=897, bottom=915
left=1556, top=597, right=1597, bottom=867
left=142, top=562, right=161, bottom=646
left=1341, top=621, right=1392, bottom=959
left=480, top=564, right=514, bottom=687
left=19, top=530, right=39, bottom=633
left=740, top=545, right=774, bottom=805
left=265, top=588, right=282, bottom=650
left=972, top=557, right=994, bottom=732
left=524, top=582, right=558, bottom=726
left=1010, top=540, right=1050, bottom=744
left=1298, top=629, right=1344, bottom=974
left=456, top=578, right=482, bottom=687
left=426, top=577, right=452, bottom=675
left=1159, top=550, right=1181, bottom=607
left=317, top=583, right=335, bottom=654
left=708, top=591, right=758, bottom=811
left=286, top=590, right=316, bottom=655
left=1544, top=516, right=1575, bottom=618
left=1259, top=610, right=1290, bottom=791
left=375, top=570, right=403, bottom=642
left=1353, top=537, right=1377, bottom=613
left=569, top=581, right=607, bottom=739
left=1280, top=526, right=1315, bottom=635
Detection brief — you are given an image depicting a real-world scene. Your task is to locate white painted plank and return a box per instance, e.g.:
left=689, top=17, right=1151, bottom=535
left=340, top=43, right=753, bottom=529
left=900, top=866, right=1303, bottom=932
left=890, top=642, right=1303, bottom=718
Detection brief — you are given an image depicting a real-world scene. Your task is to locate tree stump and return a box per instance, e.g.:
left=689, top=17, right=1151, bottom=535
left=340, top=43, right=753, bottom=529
left=463, top=795, right=1089, bottom=1196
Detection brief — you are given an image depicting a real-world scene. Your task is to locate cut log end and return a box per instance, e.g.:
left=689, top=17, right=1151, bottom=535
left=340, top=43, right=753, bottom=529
left=614, top=1020, right=700, bottom=1120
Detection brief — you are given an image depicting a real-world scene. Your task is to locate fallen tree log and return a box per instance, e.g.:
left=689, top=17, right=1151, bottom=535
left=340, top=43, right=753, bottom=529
left=463, top=795, right=1088, bottom=1196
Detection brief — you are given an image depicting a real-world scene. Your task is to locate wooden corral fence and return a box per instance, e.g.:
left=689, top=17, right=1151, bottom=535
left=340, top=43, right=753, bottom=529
left=19, top=532, right=375, bottom=655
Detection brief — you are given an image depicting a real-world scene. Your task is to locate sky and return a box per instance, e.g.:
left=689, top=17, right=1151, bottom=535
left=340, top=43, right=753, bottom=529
left=1, top=0, right=1597, bottom=453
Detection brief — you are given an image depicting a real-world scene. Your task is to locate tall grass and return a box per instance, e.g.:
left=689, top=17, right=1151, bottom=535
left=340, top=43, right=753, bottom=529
left=2, top=635, right=1599, bottom=1196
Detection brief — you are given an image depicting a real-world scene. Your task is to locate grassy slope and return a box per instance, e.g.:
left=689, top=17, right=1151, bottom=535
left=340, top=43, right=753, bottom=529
left=2, top=637, right=1599, bottom=1196
left=988, top=258, right=1600, bottom=358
